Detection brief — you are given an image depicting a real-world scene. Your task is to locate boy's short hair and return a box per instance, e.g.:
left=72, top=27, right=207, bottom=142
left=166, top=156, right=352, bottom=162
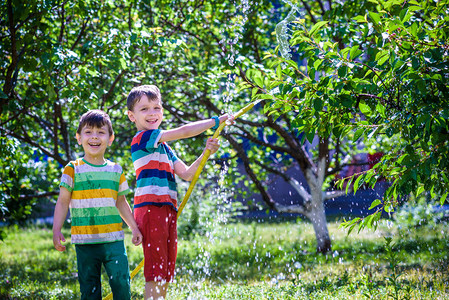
left=77, top=109, right=114, bottom=136
left=127, top=85, right=161, bottom=111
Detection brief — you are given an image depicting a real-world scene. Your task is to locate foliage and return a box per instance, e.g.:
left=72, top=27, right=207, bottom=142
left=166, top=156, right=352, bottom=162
left=256, top=0, right=449, bottom=231
left=1, top=0, right=276, bottom=224
left=1, top=220, right=448, bottom=299
left=0, top=135, right=60, bottom=239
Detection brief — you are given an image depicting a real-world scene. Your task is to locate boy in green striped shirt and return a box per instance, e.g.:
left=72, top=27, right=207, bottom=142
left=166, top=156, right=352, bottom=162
left=52, top=110, right=143, bottom=300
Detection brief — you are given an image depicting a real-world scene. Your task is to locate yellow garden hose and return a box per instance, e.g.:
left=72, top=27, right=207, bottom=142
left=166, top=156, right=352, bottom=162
left=176, top=100, right=260, bottom=217
left=103, top=100, right=261, bottom=300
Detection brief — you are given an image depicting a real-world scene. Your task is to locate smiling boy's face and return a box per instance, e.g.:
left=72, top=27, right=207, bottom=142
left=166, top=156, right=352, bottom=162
left=127, top=94, right=164, bottom=131
left=76, top=124, right=114, bottom=162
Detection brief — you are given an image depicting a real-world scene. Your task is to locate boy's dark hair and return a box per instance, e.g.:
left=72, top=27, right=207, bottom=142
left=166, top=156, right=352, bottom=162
left=77, top=110, right=114, bottom=136
left=127, top=85, right=161, bottom=111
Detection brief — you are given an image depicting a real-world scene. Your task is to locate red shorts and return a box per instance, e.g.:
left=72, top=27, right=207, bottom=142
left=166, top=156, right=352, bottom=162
left=135, top=205, right=177, bottom=282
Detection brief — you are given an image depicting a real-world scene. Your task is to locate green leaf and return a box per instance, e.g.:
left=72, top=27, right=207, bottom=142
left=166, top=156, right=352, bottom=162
left=369, top=12, right=381, bottom=25
left=349, top=45, right=362, bottom=60
left=119, top=58, right=127, bottom=70
left=441, top=193, right=448, bottom=206
left=256, top=94, right=275, bottom=101
left=375, top=102, right=386, bottom=118
left=369, top=199, right=382, bottom=210
left=384, top=205, right=394, bottom=213
left=276, top=64, right=282, bottom=79
left=378, top=53, right=389, bottom=66
left=416, top=185, right=425, bottom=196
left=306, top=130, right=315, bottom=143
left=254, top=75, right=264, bottom=88
left=375, top=50, right=388, bottom=62
left=313, top=98, right=323, bottom=111
left=308, top=67, right=316, bottom=80
left=359, top=102, right=371, bottom=115
left=353, top=174, right=365, bottom=194
left=353, top=128, right=364, bottom=141
left=353, top=15, right=366, bottom=23
left=410, top=22, right=419, bottom=37
left=338, top=65, right=348, bottom=77
left=88, top=68, right=99, bottom=77
left=345, top=177, right=353, bottom=194
left=252, top=88, right=258, bottom=98
left=309, top=21, right=329, bottom=36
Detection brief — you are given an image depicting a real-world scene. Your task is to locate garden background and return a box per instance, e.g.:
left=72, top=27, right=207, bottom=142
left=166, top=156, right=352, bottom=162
left=1, top=0, right=448, bottom=299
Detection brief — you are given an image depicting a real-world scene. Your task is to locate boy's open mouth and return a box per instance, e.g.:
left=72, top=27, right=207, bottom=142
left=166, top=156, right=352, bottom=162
left=88, top=142, right=101, bottom=147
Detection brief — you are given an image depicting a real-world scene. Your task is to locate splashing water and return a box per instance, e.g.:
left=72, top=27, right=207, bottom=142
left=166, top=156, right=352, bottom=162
left=219, top=0, right=251, bottom=114
left=275, top=1, right=300, bottom=60
left=216, top=0, right=251, bottom=222
left=219, top=0, right=251, bottom=67
left=177, top=1, right=253, bottom=289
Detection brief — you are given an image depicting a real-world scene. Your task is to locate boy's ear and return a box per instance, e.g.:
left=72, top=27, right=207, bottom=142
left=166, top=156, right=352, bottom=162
left=108, top=134, right=115, bottom=146
left=75, top=133, right=81, bottom=145
left=127, top=110, right=135, bottom=122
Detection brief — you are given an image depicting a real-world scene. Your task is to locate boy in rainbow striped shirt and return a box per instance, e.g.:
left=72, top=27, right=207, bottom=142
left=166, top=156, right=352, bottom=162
left=52, top=110, right=143, bottom=300
left=127, top=85, right=233, bottom=299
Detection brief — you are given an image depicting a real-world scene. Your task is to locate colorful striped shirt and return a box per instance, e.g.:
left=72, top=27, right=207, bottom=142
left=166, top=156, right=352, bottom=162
left=130, top=129, right=179, bottom=211
left=59, top=158, right=130, bottom=244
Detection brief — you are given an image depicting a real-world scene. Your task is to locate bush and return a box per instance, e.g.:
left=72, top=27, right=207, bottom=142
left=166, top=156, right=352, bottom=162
left=394, top=195, right=447, bottom=230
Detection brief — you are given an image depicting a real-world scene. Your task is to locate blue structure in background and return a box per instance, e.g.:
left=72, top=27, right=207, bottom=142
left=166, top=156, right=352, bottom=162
left=234, top=163, right=389, bottom=220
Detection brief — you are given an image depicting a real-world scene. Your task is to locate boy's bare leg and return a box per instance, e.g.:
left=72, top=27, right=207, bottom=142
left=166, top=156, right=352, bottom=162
left=145, top=281, right=168, bottom=300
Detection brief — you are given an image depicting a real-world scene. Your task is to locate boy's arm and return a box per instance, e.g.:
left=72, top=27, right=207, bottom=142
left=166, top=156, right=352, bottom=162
left=174, top=137, right=220, bottom=181
left=160, top=114, right=232, bottom=143
left=52, top=186, right=71, bottom=252
left=116, top=195, right=143, bottom=246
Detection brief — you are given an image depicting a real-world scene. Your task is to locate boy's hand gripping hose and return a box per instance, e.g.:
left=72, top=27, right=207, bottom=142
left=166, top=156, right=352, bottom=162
left=103, top=99, right=261, bottom=300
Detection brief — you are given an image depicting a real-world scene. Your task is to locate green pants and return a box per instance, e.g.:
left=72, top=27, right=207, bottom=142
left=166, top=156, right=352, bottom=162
left=75, top=240, right=131, bottom=300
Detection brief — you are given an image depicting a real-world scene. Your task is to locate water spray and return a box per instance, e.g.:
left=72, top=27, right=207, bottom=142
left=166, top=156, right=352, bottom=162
left=275, top=1, right=300, bottom=60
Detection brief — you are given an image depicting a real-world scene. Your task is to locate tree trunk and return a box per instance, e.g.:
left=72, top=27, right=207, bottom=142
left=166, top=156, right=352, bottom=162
left=277, top=176, right=332, bottom=254
left=307, top=200, right=331, bottom=254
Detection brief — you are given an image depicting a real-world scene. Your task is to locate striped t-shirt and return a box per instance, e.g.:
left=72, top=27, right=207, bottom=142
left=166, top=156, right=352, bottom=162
left=131, top=129, right=179, bottom=212
left=59, top=158, right=130, bottom=244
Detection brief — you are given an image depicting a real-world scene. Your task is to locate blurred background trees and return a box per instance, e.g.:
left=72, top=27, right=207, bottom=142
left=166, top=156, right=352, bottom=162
left=1, top=0, right=447, bottom=252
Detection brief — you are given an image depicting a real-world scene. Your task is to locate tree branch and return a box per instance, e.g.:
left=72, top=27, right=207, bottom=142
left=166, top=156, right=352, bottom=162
left=300, top=0, right=318, bottom=24
left=316, top=0, right=326, bottom=15
left=231, top=128, right=294, bottom=156
left=227, top=135, right=276, bottom=209
left=1, top=126, right=66, bottom=166
left=58, top=3, right=65, bottom=44
left=20, top=191, right=59, bottom=201
left=323, top=189, right=347, bottom=200
left=317, top=136, right=329, bottom=187
left=71, top=17, right=89, bottom=51
left=266, top=115, right=315, bottom=173
left=275, top=203, right=307, bottom=215
left=101, top=69, right=128, bottom=109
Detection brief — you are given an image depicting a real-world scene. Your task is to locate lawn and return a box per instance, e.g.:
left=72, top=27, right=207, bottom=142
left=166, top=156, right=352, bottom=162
left=0, top=218, right=448, bottom=299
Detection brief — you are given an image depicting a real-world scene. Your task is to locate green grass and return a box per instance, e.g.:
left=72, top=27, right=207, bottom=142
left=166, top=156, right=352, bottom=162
left=1, top=220, right=448, bottom=299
